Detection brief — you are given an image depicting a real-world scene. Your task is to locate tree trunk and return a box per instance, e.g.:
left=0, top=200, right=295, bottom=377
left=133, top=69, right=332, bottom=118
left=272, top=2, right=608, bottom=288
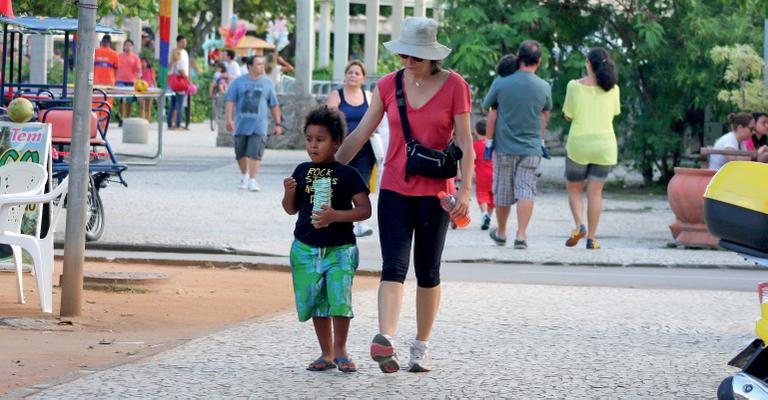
left=642, top=164, right=654, bottom=185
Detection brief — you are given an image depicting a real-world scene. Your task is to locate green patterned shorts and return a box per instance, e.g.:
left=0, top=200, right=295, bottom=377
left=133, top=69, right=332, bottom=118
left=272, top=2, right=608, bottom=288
left=289, top=240, right=359, bottom=322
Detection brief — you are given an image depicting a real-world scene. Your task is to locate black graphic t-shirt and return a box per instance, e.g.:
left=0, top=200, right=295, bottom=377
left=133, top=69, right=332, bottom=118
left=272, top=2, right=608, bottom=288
left=291, top=161, right=370, bottom=247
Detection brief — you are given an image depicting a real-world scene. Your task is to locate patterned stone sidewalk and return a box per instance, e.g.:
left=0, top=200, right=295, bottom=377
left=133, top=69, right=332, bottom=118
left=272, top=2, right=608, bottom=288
left=24, top=282, right=753, bottom=399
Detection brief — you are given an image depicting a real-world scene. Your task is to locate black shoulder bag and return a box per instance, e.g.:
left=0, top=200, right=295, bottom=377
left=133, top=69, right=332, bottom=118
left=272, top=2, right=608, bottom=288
left=395, top=69, right=462, bottom=180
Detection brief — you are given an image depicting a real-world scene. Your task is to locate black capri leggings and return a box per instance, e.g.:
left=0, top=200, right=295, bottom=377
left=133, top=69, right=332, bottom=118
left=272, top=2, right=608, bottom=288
left=378, top=189, right=450, bottom=288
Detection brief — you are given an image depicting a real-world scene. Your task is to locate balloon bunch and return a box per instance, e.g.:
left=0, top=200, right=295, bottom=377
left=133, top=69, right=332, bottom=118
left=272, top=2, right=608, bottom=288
left=201, top=37, right=224, bottom=51
left=266, top=18, right=290, bottom=52
left=219, top=15, right=247, bottom=48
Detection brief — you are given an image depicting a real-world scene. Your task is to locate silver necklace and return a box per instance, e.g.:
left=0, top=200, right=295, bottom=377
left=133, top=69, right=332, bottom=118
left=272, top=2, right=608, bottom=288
left=409, top=72, right=424, bottom=87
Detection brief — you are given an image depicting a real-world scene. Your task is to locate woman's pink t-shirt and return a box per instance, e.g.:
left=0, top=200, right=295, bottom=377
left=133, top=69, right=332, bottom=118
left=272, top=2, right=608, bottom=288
left=377, top=70, right=472, bottom=196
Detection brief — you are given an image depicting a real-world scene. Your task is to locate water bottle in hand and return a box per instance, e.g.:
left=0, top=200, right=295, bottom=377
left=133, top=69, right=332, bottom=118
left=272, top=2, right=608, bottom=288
left=437, top=191, right=470, bottom=228
left=312, top=177, right=332, bottom=212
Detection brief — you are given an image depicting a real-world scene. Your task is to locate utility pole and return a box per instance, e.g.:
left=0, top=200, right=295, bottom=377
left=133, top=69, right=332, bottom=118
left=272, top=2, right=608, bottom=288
left=60, top=0, right=97, bottom=316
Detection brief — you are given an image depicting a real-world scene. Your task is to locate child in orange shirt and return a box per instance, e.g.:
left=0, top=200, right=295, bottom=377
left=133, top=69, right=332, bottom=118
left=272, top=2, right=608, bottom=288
left=472, top=119, right=494, bottom=230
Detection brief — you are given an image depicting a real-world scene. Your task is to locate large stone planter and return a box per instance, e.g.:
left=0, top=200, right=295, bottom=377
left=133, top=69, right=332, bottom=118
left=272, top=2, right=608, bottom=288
left=667, top=167, right=719, bottom=248
left=214, top=93, right=322, bottom=149
left=214, top=94, right=232, bottom=147
left=268, top=93, right=322, bottom=149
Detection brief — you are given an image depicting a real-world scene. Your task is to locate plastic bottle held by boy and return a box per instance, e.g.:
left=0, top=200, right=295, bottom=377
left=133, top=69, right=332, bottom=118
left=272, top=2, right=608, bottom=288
left=313, top=177, right=332, bottom=212
left=437, top=191, right=470, bottom=228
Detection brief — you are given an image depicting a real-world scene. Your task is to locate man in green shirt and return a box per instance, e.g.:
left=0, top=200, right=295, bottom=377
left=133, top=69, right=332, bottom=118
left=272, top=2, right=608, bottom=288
left=482, top=40, right=552, bottom=249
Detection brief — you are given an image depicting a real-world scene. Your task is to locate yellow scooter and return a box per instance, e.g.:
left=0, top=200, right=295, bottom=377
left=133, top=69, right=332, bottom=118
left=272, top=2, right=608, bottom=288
left=703, top=161, right=768, bottom=399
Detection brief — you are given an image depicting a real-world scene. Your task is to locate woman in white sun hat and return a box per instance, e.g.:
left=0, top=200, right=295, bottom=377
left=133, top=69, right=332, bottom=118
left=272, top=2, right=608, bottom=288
left=336, top=16, right=474, bottom=374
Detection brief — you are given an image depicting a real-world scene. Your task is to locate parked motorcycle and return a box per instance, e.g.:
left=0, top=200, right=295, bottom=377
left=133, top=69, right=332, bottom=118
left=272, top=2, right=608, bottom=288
left=703, top=161, right=768, bottom=399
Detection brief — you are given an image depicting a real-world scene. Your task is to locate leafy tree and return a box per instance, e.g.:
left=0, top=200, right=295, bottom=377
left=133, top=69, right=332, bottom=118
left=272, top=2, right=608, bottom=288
left=439, top=2, right=556, bottom=98
left=438, top=0, right=765, bottom=184
left=604, top=0, right=761, bottom=183
left=711, top=44, right=768, bottom=111
left=15, top=0, right=158, bottom=22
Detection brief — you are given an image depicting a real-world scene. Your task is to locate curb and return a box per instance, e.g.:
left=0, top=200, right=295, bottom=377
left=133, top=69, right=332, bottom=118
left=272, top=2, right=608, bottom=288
left=55, top=241, right=763, bottom=272
left=56, top=249, right=383, bottom=278
left=54, top=241, right=281, bottom=257
left=446, top=257, right=761, bottom=270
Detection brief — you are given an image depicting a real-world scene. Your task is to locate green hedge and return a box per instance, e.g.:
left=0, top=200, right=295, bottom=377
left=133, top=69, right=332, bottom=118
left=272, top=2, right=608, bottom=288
left=189, top=67, right=214, bottom=123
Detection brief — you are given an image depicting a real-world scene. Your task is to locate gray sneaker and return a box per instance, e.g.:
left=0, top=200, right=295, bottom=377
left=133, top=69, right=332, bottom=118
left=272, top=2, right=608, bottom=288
left=407, top=341, right=432, bottom=372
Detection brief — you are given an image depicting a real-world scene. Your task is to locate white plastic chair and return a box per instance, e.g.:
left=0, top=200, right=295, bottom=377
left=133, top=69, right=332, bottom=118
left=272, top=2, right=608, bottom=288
left=0, top=162, right=69, bottom=313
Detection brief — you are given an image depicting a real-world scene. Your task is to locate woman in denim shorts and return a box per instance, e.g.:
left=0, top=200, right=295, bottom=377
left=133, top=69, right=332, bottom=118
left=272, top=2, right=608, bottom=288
left=562, top=47, right=620, bottom=250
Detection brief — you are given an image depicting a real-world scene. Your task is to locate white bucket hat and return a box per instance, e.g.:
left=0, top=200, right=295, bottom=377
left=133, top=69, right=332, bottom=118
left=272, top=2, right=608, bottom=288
left=383, top=17, right=451, bottom=61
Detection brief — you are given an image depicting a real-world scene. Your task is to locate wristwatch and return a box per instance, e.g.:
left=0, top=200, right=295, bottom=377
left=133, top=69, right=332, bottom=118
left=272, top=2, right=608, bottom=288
left=275, top=122, right=282, bottom=127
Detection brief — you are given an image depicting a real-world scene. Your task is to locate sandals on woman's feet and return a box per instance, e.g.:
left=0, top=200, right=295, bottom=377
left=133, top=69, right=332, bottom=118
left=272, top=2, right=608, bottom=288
left=565, top=225, right=586, bottom=247
left=307, top=357, right=337, bottom=371
left=334, top=357, right=357, bottom=373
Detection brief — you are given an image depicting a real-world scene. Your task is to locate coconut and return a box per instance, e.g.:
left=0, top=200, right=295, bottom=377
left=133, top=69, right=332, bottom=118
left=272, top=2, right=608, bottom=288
left=7, top=97, right=34, bottom=123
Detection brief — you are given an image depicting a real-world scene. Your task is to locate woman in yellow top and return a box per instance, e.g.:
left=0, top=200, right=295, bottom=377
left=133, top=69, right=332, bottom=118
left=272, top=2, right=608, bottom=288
left=562, top=47, right=620, bottom=250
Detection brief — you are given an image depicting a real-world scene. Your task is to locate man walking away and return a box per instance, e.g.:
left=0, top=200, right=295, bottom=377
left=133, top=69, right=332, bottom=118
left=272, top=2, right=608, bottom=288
left=94, top=34, right=118, bottom=86
left=225, top=56, right=284, bottom=192
left=482, top=40, right=552, bottom=249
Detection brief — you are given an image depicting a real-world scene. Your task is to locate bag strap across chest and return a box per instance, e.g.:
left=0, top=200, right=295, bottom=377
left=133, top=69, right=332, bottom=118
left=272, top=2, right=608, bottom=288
left=395, top=69, right=414, bottom=144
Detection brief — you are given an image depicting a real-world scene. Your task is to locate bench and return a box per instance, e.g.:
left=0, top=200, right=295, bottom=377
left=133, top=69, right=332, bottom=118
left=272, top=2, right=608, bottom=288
left=38, top=106, right=110, bottom=146
left=695, top=147, right=757, bottom=169
left=40, top=102, right=127, bottom=188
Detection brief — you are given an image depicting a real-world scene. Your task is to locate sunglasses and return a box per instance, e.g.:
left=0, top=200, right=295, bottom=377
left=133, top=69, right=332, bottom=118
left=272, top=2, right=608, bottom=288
left=398, top=54, right=425, bottom=63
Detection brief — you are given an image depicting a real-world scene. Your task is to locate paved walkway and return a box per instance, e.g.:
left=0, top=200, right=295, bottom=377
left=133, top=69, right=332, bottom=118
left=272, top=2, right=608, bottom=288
left=8, top=122, right=755, bottom=398
left=62, top=122, right=751, bottom=269
left=20, top=283, right=752, bottom=398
